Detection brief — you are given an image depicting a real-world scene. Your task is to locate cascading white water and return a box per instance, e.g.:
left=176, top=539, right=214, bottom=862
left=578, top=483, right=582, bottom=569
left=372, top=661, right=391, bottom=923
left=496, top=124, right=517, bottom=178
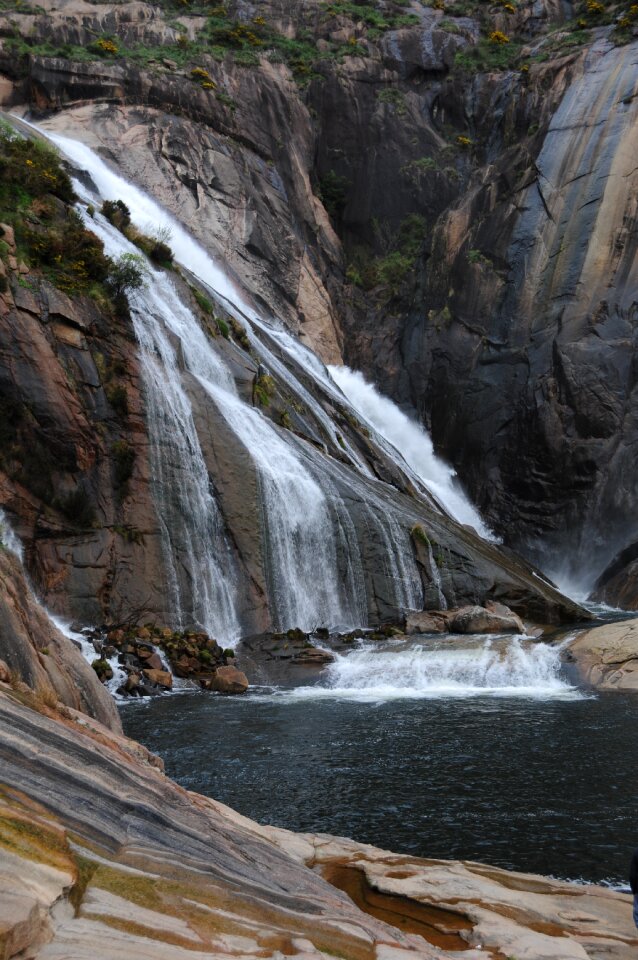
left=243, top=325, right=374, bottom=477
left=76, top=208, right=241, bottom=642
left=327, top=365, right=494, bottom=540
left=427, top=541, right=448, bottom=610
left=291, top=638, right=582, bottom=701
left=35, top=126, right=505, bottom=636
left=48, top=132, right=365, bottom=633
left=44, top=130, right=257, bottom=322
left=198, top=376, right=356, bottom=630
left=0, top=509, right=23, bottom=560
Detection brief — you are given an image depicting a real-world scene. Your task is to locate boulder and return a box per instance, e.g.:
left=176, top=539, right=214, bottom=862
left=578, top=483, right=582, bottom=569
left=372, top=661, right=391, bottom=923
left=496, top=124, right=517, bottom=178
left=405, top=611, right=449, bottom=635
left=144, top=652, right=165, bottom=671
left=449, top=605, right=525, bottom=635
left=291, top=647, right=335, bottom=665
left=142, top=668, right=173, bottom=690
left=564, top=620, right=638, bottom=691
left=210, top=665, right=248, bottom=694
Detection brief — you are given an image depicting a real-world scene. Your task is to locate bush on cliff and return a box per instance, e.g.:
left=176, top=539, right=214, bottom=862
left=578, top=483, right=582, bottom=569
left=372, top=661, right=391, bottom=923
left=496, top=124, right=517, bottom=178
left=0, top=125, right=119, bottom=298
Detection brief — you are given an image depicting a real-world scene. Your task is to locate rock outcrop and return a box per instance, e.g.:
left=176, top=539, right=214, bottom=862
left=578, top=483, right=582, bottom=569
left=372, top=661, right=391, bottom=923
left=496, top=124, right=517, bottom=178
left=0, top=547, right=121, bottom=729
left=592, top=544, right=638, bottom=610
left=0, top=684, right=634, bottom=960
left=564, top=619, right=638, bottom=690
left=448, top=603, right=525, bottom=635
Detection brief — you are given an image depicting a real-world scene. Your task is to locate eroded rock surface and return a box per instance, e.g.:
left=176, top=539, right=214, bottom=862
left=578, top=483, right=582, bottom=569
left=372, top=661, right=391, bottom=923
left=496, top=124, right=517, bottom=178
left=0, top=680, right=635, bottom=960
left=0, top=548, right=121, bottom=729
left=565, top=619, right=638, bottom=690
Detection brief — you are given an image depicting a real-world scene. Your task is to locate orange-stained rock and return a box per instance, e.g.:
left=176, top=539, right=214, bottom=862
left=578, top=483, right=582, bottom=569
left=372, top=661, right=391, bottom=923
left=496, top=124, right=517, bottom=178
left=142, top=668, right=173, bottom=690
left=210, top=665, right=248, bottom=694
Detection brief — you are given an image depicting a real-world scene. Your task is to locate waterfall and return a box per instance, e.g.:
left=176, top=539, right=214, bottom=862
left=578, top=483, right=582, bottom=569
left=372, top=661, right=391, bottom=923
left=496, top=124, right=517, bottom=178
left=289, top=638, right=581, bottom=701
left=427, top=542, right=448, bottom=610
left=32, top=125, right=498, bottom=637
left=50, top=133, right=365, bottom=634
left=196, top=377, right=355, bottom=630
left=0, top=509, right=23, bottom=561
left=77, top=210, right=241, bottom=642
left=328, top=365, right=494, bottom=539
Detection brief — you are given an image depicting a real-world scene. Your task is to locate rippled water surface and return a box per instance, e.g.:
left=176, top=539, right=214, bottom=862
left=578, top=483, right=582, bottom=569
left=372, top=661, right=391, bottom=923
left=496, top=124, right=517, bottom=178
left=122, top=680, right=638, bottom=886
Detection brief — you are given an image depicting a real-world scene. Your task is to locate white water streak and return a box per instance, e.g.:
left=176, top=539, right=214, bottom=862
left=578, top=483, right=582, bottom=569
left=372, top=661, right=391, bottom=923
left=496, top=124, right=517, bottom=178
left=50, top=132, right=360, bottom=634
left=328, top=366, right=494, bottom=539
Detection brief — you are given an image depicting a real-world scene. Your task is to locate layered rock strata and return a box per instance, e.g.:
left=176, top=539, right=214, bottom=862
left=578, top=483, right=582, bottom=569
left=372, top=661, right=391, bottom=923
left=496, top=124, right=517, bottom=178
left=0, top=685, right=635, bottom=960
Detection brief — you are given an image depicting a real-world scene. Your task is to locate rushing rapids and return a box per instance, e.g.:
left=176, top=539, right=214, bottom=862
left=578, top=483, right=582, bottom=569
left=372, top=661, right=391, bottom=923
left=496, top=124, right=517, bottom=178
left=291, top=637, right=581, bottom=701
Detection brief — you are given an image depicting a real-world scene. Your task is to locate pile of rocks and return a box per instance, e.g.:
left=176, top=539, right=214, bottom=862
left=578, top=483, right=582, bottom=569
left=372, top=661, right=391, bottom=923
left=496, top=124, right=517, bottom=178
left=86, top=625, right=248, bottom=697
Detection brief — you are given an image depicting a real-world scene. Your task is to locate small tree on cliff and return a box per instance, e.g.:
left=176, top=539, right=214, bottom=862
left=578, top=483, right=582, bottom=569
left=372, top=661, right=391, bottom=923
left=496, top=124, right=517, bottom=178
left=106, top=252, right=147, bottom=306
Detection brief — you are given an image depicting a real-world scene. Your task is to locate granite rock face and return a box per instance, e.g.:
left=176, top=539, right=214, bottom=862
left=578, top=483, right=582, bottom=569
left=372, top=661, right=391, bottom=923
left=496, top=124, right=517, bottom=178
left=0, top=548, right=121, bottom=729
left=366, top=40, right=638, bottom=587
left=564, top=619, right=638, bottom=691
left=1, top=9, right=630, bottom=600
left=0, top=685, right=634, bottom=960
left=0, top=97, right=588, bottom=635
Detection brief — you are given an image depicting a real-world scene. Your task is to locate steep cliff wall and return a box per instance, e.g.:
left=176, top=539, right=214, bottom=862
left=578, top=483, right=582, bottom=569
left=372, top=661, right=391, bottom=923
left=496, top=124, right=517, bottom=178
left=0, top=0, right=632, bottom=616
left=0, top=98, right=586, bottom=636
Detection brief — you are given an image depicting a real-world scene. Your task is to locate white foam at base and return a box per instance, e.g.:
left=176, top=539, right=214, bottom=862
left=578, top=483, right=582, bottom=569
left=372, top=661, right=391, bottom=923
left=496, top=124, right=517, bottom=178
left=284, top=639, right=584, bottom=701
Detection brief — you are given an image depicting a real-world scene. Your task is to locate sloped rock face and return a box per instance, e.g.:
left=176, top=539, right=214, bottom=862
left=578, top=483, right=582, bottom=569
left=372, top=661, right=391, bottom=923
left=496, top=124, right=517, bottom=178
left=3, top=3, right=633, bottom=600
left=0, top=549, right=121, bottom=729
left=0, top=0, right=614, bottom=630
left=565, top=618, right=638, bottom=690
left=0, top=688, right=442, bottom=960
left=592, top=543, right=638, bottom=610
left=401, top=40, right=638, bottom=584
left=0, top=221, right=169, bottom=625
left=0, top=685, right=635, bottom=960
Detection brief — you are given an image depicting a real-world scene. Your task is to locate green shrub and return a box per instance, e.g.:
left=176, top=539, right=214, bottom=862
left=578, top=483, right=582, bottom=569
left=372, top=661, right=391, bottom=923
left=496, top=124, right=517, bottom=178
left=253, top=372, right=275, bottom=406
left=216, top=315, right=230, bottom=338
left=56, top=488, right=95, bottom=527
left=318, top=170, right=350, bottom=219
left=101, top=199, right=131, bottom=230
left=377, top=87, right=407, bottom=114
left=193, top=288, right=213, bottom=313
left=229, top=317, right=250, bottom=349
left=106, top=385, right=129, bottom=418
left=105, top=253, right=147, bottom=301
left=411, top=524, right=430, bottom=546
left=112, top=440, right=135, bottom=487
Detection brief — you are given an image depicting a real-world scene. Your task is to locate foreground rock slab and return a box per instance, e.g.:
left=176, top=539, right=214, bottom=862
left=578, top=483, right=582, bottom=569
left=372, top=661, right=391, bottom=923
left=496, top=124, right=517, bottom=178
left=0, top=687, right=440, bottom=960
left=247, top=824, right=636, bottom=960
left=0, top=687, right=634, bottom=960
left=565, top=619, right=638, bottom=690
